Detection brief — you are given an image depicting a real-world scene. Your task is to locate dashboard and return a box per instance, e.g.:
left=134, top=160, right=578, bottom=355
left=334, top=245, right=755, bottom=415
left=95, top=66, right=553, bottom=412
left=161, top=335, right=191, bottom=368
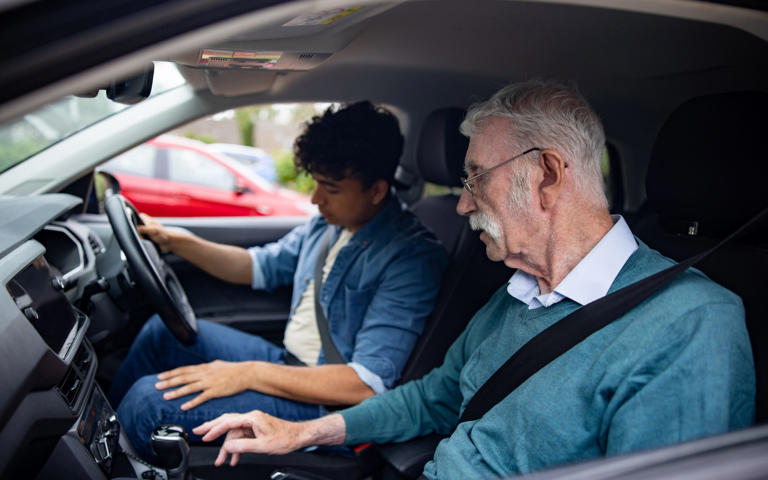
left=0, top=194, right=151, bottom=479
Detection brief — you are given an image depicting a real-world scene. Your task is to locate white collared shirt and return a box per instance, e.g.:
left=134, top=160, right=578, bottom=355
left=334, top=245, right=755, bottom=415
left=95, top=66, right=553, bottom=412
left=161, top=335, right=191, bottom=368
left=506, top=216, right=638, bottom=309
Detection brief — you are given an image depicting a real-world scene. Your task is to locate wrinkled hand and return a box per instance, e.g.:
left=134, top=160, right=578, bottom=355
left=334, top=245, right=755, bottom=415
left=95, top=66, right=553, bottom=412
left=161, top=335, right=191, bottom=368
left=137, top=213, right=175, bottom=251
left=156, top=360, right=252, bottom=410
left=193, top=410, right=305, bottom=466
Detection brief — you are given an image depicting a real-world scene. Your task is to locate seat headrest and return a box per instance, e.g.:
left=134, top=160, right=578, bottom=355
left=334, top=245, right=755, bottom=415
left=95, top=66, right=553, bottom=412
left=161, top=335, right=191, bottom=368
left=417, top=108, right=468, bottom=187
left=647, top=91, right=768, bottom=237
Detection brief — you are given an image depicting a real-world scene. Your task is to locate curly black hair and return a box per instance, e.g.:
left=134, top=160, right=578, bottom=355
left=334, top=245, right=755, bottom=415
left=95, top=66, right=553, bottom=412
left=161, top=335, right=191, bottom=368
left=293, top=101, right=404, bottom=189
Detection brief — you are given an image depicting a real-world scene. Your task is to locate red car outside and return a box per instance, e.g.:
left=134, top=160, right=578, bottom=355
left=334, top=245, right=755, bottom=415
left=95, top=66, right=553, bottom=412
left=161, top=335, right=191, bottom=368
left=101, top=135, right=314, bottom=217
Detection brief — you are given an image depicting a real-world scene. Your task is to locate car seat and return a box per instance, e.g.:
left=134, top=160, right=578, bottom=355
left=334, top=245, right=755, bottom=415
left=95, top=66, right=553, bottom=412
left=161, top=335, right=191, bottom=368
left=400, top=107, right=512, bottom=382
left=632, top=91, right=768, bottom=423
left=187, top=108, right=512, bottom=479
left=372, top=108, right=513, bottom=479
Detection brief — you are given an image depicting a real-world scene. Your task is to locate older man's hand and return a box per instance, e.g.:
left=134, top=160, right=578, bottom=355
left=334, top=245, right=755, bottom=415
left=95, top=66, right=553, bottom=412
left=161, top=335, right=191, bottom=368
left=155, top=360, right=253, bottom=410
left=193, top=410, right=309, bottom=466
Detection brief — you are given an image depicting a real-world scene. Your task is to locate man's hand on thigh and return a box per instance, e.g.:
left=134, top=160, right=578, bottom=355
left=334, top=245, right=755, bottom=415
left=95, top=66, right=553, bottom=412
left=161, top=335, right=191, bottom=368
left=156, top=360, right=255, bottom=410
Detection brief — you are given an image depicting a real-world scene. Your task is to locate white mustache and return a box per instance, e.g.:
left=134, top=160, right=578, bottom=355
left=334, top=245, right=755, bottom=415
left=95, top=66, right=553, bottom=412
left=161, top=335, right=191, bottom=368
left=469, top=211, right=501, bottom=239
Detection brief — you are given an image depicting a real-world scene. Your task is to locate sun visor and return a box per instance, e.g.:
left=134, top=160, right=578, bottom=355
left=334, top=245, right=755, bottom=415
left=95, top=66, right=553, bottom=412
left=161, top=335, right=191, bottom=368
left=204, top=69, right=278, bottom=96
left=192, top=49, right=332, bottom=71
left=170, top=3, right=400, bottom=95
left=175, top=65, right=209, bottom=90
left=173, top=47, right=332, bottom=95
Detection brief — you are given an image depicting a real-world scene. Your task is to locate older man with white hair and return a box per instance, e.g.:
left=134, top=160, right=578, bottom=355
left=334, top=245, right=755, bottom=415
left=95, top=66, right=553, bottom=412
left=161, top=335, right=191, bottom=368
left=193, top=80, right=755, bottom=479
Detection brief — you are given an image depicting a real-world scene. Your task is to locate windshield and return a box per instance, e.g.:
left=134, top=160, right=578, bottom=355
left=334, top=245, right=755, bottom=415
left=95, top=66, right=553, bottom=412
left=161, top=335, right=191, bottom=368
left=0, top=62, right=185, bottom=175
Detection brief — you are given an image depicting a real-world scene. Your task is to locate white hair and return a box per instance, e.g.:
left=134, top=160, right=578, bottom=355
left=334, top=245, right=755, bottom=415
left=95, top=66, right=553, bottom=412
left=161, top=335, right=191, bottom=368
left=460, top=80, right=608, bottom=210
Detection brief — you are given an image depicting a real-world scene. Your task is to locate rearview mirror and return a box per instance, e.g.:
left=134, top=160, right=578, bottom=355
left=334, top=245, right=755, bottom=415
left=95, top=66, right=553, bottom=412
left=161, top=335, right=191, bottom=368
left=107, top=64, right=154, bottom=105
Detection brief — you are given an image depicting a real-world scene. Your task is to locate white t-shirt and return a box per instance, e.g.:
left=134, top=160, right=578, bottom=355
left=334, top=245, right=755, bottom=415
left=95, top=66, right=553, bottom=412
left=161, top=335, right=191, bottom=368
left=283, top=229, right=354, bottom=366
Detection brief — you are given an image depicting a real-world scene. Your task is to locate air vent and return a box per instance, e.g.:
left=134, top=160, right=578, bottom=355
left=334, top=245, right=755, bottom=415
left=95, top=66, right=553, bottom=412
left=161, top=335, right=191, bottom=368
left=56, top=344, right=92, bottom=409
left=87, top=233, right=104, bottom=255
left=73, top=344, right=92, bottom=373
left=57, top=368, right=82, bottom=408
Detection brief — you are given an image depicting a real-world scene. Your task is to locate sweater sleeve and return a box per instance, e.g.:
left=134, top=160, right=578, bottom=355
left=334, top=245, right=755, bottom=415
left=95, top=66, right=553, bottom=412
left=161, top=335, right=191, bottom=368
left=341, top=319, right=471, bottom=445
left=603, top=301, right=755, bottom=454
left=340, top=289, right=509, bottom=445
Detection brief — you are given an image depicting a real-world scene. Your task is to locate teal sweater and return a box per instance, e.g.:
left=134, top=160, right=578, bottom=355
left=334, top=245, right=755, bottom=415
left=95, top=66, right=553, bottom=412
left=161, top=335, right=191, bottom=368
left=340, top=241, right=755, bottom=479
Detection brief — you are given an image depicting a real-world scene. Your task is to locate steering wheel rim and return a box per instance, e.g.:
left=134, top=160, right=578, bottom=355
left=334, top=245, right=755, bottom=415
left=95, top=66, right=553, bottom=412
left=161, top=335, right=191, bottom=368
left=105, top=194, right=198, bottom=345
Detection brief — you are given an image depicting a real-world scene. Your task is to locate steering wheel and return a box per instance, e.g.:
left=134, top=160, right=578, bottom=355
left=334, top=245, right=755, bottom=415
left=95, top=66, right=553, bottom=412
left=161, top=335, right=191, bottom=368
left=104, top=194, right=198, bottom=345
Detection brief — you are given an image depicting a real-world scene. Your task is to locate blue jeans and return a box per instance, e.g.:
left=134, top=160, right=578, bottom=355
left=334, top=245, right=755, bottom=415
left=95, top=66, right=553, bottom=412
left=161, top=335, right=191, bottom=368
left=110, top=315, right=326, bottom=459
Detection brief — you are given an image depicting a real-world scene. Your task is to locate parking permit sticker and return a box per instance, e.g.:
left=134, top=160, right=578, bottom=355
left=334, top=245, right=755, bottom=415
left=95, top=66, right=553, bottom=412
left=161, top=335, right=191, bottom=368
left=283, top=6, right=363, bottom=26
left=200, top=50, right=282, bottom=69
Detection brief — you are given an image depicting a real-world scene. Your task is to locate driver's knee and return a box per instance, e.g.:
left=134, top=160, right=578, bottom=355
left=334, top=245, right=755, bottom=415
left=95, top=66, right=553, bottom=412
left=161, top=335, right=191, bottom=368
left=138, top=314, right=173, bottom=346
left=117, top=375, right=168, bottom=459
left=118, top=375, right=214, bottom=460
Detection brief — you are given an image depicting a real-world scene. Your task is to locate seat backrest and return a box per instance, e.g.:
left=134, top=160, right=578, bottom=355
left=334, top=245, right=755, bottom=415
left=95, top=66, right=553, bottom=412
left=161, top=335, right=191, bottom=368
left=633, top=91, right=768, bottom=422
left=399, top=108, right=511, bottom=382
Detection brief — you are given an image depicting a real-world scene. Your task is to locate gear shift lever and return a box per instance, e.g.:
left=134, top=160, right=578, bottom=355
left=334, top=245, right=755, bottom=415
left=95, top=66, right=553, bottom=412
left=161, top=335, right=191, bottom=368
left=151, top=424, right=190, bottom=480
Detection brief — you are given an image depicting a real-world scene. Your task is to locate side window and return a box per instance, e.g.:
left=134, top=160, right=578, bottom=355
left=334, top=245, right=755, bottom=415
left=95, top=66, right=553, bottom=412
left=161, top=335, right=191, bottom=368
left=101, top=103, right=328, bottom=218
left=166, top=148, right=236, bottom=191
left=421, top=182, right=458, bottom=199
left=102, top=144, right=156, bottom=177
left=602, top=143, right=624, bottom=213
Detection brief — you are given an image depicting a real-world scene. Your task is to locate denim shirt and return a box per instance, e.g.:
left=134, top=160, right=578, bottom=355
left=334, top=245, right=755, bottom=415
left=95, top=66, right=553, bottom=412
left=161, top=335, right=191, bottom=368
left=247, top=196, right=448, bottom=392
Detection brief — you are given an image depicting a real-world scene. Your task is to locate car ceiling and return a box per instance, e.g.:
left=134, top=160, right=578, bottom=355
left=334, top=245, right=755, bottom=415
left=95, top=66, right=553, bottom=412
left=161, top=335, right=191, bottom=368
left=172, top=0, right=768, bottom=206
left=2, top=0, right=767, bottom=116
left=1, top=0, right=767, bottom=207
left=193, top=1, right=767, bottom=115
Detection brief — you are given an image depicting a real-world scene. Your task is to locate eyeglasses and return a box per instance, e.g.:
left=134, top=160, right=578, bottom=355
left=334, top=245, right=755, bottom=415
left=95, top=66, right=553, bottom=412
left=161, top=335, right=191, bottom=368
left=460, top=147, right=542, bottom=196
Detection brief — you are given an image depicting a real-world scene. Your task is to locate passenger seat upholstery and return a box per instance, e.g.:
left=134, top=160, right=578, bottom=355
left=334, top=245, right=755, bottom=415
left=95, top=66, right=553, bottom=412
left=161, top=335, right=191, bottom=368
left=374, top=108, right=512, bottom=480
left=633, top=91, right=768, bottom=423
left=401, top=107, right=512, bottom=382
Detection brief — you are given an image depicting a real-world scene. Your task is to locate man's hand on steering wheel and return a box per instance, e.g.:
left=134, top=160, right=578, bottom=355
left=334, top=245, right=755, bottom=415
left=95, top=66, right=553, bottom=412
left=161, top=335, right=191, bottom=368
left=137, top=213, right=177, bottom=252
left=104, top=194, right=198, bottom=345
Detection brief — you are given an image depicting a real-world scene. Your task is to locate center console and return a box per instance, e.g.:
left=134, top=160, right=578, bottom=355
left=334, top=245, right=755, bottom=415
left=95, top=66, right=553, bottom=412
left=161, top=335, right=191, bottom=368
left=1, top=245, right=171, bottom=479
left=78, top=386, right=121, bottom=475
left=0, top=222, right=200, bottom=480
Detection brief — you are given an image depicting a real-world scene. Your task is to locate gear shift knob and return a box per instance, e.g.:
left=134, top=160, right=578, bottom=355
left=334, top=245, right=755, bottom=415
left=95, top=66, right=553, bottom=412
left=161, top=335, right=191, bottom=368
left=151, top=424, right=190, bottom=480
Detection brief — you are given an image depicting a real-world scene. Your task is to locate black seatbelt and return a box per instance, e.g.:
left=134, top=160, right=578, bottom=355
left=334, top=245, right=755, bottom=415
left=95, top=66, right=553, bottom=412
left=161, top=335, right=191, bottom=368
left=314, top=228, right=345, bottom=364
left=459, top=207, right=768, bottom=424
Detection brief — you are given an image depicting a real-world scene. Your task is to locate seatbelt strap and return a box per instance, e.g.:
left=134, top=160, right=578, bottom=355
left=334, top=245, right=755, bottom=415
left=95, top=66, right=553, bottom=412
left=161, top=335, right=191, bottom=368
left=314, top=227, right=345, bottom=364
left=459, top=207, right=768, bottom=424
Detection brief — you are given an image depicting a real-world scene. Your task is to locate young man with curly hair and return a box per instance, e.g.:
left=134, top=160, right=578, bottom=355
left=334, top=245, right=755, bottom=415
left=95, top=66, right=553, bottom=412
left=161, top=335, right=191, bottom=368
left=109, top=101, right=448, bottom=458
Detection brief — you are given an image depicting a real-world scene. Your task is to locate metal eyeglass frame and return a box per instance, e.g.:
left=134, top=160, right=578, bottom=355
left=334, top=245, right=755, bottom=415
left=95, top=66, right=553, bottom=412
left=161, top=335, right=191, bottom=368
left=460, top=147, right=542, bottom=196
